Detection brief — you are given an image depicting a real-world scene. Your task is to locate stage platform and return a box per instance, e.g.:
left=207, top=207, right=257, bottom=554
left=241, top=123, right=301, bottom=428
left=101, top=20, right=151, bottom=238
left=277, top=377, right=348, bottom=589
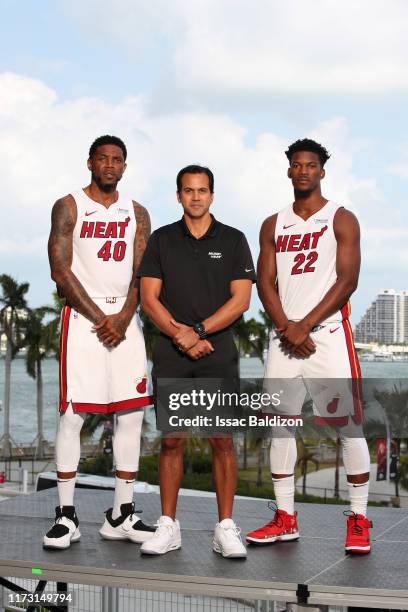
left=0, top=489, right=407, bottom=610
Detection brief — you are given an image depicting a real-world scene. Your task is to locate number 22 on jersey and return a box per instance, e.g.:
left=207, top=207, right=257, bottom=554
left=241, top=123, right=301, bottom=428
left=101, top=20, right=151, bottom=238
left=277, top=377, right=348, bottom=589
left=291, top=251, right=318, bottom=275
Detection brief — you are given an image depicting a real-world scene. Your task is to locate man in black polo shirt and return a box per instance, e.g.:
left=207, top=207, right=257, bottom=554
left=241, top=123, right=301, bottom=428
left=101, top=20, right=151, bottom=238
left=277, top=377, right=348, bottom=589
left=139, top=165, right=256, bottom=557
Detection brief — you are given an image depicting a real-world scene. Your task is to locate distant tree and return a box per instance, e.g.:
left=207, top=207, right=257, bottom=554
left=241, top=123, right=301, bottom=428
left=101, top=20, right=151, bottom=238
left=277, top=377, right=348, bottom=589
left=0, top=274, right=30, bottom=456
left=233, top=316, right=256, bottom=360
left=297, top=434, right=319, bottom=496
left=24, top=304, right=60, bottom=457
left=373, top=384, right=408, bottom=498
left=139, top=309, right=160, bottom=361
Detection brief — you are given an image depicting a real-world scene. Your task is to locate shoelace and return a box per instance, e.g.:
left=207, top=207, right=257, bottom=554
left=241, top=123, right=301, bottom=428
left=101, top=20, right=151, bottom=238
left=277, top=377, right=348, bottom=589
left=264, top=501, right=284, bottom=529
left=221, top=523, right=242, bottom=538
left=55, top=510, right=75, bottom=524
left=154, top=521, right=174, bottom=538
left=343, top=510, right=363, bottom=535
left=221, top=525, right=242, bottom=542
left=104, top=503, right=143, bottom=522
left=128, top=506, right=143, bottom=523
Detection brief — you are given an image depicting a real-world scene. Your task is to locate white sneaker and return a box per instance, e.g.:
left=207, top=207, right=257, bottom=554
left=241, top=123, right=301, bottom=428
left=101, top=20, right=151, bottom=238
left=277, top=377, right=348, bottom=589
left=43, top=506, right=81, bottom=550
left=99, top=503, right=156, bottom=543
left=140, top=516, right=181, bottom=555
left=213, top=518, right=247, bottom=558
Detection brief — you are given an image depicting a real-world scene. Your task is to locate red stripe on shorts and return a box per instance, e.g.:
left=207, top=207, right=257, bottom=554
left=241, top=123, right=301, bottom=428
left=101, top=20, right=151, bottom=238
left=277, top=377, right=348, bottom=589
left=72, top=395, right=154, bottom=414
left=342, top=318, right=363, bottom=425
left=59, top=305, right=71, bottom=413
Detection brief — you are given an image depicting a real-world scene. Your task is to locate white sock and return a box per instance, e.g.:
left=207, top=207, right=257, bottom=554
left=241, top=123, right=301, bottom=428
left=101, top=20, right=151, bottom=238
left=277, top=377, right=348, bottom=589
left=57, top=476, right=76, bottom=507
left=272, top=475, right=295, bottom=515
left=347, top=480, right=369, bottom=516
left=112, top=476, right=135, bottom=519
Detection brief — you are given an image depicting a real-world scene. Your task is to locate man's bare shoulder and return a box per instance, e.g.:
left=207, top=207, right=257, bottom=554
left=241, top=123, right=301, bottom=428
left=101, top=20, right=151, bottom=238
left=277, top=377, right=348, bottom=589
left=260, top=213, right=279, bottom=235
left=51, top=194, right=77, bottom=229
left=333, top=207, right=360, bottom=233
left=132, top=201, right=151, bottom=244
left=52, top=194, right=76, bottom=215
left=132, top=200, right=149, bottom=218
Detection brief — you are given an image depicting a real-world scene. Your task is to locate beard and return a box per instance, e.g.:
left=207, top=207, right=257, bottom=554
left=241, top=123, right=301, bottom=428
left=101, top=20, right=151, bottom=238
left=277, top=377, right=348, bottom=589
left=293, top=186, right=316, bottom=199
left=92, top=172, right=119, bottom=193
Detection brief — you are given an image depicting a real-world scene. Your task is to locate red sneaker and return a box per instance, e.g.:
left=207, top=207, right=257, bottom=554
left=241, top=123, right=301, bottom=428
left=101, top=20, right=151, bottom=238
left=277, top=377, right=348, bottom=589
left=344, top=511, right=372, bottom=554
left=246, top=504, right=299, bottom=544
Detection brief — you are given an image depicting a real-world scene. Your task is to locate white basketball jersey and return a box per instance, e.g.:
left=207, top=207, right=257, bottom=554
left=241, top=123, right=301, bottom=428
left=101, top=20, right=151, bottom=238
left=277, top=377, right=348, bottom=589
left=71, top=189, right=136, bottom=298
left=275, top=200, right=350, bottom=323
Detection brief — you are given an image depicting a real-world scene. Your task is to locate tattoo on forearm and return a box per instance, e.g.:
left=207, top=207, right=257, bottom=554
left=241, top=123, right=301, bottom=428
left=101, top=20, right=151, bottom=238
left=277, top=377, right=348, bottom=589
left=134, top=202, right=151, bottom=272
left=48, top=197, right=104, bottom=323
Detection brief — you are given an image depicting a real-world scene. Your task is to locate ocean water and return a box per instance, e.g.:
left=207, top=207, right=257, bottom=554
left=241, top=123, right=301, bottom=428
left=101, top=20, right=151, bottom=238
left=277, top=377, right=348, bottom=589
left=0, top=356, right=407, bottom=444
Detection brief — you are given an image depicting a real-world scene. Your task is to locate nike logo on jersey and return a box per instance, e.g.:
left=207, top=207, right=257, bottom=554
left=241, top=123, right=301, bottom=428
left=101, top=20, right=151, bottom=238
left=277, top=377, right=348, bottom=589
left=283, top=223, right=296, bottom=229
left=85, top=211, right=97, bottom=216
left=330, top=327, right=340, bottom=334
left=245, top=268, right=253, bottom=272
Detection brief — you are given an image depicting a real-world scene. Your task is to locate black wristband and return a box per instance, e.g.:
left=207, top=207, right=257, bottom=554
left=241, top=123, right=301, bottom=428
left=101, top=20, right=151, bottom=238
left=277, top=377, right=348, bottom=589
left=193, top=322, right=207, bottom=339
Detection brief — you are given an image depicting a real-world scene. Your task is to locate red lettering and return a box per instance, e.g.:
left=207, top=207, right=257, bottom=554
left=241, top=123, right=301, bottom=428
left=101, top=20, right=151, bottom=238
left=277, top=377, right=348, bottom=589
left=97, top=241, right=112, bottom=261
left=304, top=251, right=318, bottom=272
left=298, top=233, right=311, bottom=251
left=311, top=225, right=327, bottom=248
left=97, top=240, right=127, bottom=262
left=287, top=234, right=301, bottom=251
left=80, top=221, right=95, bottom=238
left=94, top=222, right=106, bottom=238
left=291, top=251, right=319, bottom=275
left=105, top=222, right=118, bottom=239
left=276, top=234, right=289, bottom=252
left=118, top=216, right=130, bottom=238
left=291, top=253, right=305, bottom=274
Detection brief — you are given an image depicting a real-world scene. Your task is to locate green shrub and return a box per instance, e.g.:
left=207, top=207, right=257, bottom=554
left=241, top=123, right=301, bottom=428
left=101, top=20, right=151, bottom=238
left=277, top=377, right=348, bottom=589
left=80, top=453, right=112, bottom=476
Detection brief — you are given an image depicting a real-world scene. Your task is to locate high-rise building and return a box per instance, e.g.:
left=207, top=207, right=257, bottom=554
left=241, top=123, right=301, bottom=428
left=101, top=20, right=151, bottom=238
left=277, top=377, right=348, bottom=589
left=354, top=289, right=408, bottom=344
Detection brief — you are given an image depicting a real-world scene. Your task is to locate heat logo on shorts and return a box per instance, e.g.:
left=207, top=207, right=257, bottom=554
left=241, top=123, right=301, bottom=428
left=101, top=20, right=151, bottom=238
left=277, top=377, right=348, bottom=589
left=136, top=377, right=147, bottom=394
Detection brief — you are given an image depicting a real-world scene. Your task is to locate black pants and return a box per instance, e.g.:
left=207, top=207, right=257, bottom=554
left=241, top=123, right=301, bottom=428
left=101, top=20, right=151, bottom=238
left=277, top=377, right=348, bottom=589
left=152, top=331, right=239, bottom=432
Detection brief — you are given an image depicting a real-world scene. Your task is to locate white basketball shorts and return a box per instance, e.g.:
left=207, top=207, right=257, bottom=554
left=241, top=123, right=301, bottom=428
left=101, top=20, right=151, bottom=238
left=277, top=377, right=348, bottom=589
left=264, top=319, right=362, bottom=427
left=59, top=297, right=153, bottom=414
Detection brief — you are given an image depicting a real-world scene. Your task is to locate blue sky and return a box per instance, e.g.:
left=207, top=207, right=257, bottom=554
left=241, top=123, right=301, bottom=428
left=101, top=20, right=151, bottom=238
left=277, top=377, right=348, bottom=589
left=1, top=0, right=408, bottom=325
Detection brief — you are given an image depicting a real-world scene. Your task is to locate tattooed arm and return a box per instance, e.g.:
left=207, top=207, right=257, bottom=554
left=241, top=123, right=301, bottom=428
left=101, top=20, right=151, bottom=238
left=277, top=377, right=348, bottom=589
left=48, top=196, right=106, bottom=324
left=94, top=202, right=151, bottom=347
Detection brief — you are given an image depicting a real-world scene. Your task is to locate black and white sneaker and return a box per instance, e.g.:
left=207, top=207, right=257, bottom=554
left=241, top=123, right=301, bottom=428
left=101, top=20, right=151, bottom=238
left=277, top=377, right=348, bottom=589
left=99, top=503, right=155, bottom=543
left=43, top=506, right=81, bottom=550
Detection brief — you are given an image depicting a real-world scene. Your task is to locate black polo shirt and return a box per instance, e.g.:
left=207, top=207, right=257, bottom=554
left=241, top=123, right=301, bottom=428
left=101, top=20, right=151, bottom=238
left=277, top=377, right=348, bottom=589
left=138, top=215, right=256, bottom=329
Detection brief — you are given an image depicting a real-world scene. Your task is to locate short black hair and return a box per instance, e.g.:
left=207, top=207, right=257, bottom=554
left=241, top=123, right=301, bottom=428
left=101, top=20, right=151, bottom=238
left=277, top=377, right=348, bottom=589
left=89, top=135, right=127, bottom=161
left=285, top=138, right=330, bottom=167
left=176, top=165, right=214, bottom=193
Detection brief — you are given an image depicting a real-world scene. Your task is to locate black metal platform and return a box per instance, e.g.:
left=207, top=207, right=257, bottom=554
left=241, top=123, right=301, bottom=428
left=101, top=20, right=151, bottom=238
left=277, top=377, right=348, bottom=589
left=0, top=489, right=407, bottom=609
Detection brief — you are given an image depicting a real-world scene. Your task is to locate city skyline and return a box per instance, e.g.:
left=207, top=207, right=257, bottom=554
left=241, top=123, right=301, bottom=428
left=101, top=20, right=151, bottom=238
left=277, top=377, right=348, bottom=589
left=355, top=289, right=408, bottom=344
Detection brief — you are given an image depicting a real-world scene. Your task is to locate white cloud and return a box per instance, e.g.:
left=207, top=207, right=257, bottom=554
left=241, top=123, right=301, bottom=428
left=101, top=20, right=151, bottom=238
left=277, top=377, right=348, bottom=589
left=388, top=142, right=408, bottom=178
left=1, top=70, right=404, bottom=321
left=63, top=0, right=408, bottom=95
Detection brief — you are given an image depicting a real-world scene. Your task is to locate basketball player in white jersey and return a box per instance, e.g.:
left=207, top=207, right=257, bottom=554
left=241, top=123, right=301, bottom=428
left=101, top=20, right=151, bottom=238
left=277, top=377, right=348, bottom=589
left=45, top=135, right=155, bottom=549
left=246, top=139, right=372, bottom=553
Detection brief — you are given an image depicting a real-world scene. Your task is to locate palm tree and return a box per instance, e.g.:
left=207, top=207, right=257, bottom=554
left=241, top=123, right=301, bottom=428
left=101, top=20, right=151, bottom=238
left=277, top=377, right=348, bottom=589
left=0, top=275, right=30, bottom=456
left=234, top=316, right=263, bottom=469
left=233, top=316, right=256, bottom=360
left=139, top=310, right=160, bottom=361
left=296, top=434, right=319, bottom=496
left=373, top=384, right=408, bottom=499
left=24, top=305, right=60, bottom=457
left=253, top=310, right=273, bottom=364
